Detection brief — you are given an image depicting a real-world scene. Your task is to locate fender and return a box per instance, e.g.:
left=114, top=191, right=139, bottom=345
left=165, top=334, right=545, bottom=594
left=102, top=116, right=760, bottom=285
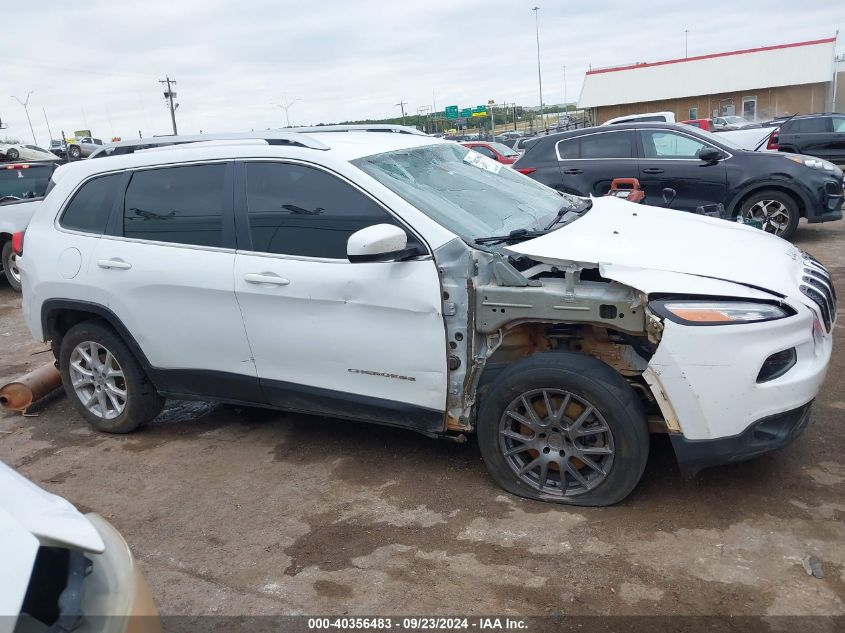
left=725, top=178, right=811, bottom=217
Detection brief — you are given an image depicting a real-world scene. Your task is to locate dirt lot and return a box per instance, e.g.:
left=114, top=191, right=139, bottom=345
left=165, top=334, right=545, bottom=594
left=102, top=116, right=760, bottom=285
left=1, top=220, right=844, bottom=618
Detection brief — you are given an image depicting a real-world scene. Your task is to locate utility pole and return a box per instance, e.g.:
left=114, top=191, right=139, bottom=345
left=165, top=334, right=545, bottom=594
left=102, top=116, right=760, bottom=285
left=273, top=94, right=301, bottom=127
left=159, top=76, right=179, bottom=135
left=395, top=100, right=407, bottom=126
left=532, top=7, right=546, bottom=133
left=10, top=91, right=37, bottom=145
left=42, top=107, right=54, bottom=142
left=685, top=29, right=689, bottom=58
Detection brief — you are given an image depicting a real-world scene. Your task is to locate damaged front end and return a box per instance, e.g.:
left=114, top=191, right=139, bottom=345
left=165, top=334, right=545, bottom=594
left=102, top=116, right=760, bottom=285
left=435, top=238, right=668, bottom=437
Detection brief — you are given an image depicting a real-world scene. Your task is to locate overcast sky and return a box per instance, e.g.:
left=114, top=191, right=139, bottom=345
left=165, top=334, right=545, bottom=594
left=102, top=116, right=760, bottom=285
left=3, top=0, right=845, bottom=143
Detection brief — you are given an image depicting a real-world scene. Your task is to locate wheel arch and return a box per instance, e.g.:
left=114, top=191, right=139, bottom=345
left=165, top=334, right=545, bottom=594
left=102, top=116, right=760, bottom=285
left=41, top=299, right=154, bottom=375
left=728, top=183, right=809, bottom=219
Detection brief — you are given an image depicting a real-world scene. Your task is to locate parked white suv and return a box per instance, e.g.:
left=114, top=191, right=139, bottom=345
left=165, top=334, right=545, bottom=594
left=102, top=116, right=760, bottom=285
left=16, top=127, right=834, bottom=506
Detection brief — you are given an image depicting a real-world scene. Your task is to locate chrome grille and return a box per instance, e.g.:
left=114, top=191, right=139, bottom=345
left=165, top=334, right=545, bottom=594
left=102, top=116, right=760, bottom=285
left=800, top=254, right=836, bottom=332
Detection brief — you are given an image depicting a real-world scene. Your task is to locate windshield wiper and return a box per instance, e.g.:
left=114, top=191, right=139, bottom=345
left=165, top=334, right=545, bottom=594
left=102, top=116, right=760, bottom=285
left=544, top=198, right=592, bottom=230
left=474, top=228, right=549, bottom=245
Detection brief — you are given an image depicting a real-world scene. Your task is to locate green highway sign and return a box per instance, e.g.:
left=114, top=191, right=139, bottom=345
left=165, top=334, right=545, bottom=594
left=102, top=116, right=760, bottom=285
left=445, top=105, right=459, bottom=119
left=471, top=105, right=488, bottom=117
left=460, top=108, right=472, bottom=118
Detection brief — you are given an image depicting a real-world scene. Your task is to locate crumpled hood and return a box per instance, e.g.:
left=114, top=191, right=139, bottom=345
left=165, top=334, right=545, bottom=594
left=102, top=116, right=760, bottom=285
left=509, top=195, right=805, bottom=297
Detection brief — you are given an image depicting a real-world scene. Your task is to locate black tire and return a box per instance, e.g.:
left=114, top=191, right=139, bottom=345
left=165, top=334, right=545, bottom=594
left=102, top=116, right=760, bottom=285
left=739, top=189, right=800, bottom=240
left=68, top=145, right=81, bottom=159
left=6, top=148, right=19, bottom=160
left=58, top=321, right=164, bottom=433
left=1, top=241, right=21, bottom=292
left=477, top=352, right=649, bottom=507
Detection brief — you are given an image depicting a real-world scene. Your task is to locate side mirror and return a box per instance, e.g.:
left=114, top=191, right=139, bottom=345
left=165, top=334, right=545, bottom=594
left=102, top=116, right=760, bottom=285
left=661, top=188, right=677, bottom=206
left=347, top=224, right=411, bottom=263
left=698, top=147, right=724, bottom=162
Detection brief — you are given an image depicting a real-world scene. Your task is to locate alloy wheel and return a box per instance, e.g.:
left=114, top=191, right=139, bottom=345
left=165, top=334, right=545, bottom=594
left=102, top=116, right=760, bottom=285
left=745, top=200, right=791, bottom=235
left=69, top=341, right=127, bottom=419
left=498, top=388, right=615, bottom=497
left=7, top=253, right=20, bottom=284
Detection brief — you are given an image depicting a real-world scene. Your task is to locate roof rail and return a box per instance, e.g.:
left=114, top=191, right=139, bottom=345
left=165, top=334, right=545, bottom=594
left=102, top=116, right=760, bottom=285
left=287, top=124, right=427, bottom=135
left=90, top=130, right=330, bottom=158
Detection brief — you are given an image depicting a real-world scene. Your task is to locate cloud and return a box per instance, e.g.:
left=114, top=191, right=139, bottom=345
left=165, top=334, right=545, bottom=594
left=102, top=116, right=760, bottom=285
left=2, top=0, right=843, bottom=142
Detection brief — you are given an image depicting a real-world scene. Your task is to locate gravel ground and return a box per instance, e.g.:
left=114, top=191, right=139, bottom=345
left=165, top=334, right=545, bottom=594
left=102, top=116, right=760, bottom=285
left=1, top=219, right=843, bottom=618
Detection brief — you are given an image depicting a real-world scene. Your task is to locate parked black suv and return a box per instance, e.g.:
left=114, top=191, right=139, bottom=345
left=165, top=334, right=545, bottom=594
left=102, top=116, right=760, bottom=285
left=768, top=113, right=845, bottom=164
left=513, top=122, right=844, bottom=239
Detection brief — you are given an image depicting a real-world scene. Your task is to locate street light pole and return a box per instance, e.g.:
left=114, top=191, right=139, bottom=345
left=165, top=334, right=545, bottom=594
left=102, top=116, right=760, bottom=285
left=563, top=66, right=567, bottom=113
left=685, top=29, right=689, bottom=58
left=532, top=7, right=546, bottom=132
left=273, top=94, right=301, bottom=127
left=10, top=91, right=37, bottom=145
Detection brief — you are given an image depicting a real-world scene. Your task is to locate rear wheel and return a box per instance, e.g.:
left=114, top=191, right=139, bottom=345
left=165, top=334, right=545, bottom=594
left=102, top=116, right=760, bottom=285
left=59, top=321, right=164, bottom=433
left=477, top=352, right=649, bottom=506
left=1, top=241, right=21, bottom=291
left=68, top=145, right=81, bottom=159
left=739, top=190, right=800, bottom=239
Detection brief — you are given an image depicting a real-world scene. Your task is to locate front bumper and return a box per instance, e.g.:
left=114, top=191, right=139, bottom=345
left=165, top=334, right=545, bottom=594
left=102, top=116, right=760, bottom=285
left=670, top=401, right=813, bottom=476
left=806, top=179, right=844, bottom=223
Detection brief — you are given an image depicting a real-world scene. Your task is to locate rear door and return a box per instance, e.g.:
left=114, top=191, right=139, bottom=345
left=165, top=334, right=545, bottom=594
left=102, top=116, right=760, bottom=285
left=555, top=130, right=638, bottom=196
left=789, top=117, right=834, bottom=159
left=87, top=162, right=259, bottom=397
left=636, top=128, right=727, bottom=211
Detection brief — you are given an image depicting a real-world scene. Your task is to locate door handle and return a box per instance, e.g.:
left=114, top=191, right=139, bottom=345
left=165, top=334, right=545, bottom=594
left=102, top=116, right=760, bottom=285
left=642, top=168, right=665, bottom=174
left=244, top=272, right=291, bottom=286
left=97, top=258, right=132, bottom=270
left=563, top=168, right=583, bottom=175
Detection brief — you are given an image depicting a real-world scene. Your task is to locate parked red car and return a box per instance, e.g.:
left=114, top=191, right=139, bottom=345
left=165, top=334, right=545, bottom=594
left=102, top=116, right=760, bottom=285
left=681, top=118, right=713, bottom=131
left=460, top=141, right=520, bottom=165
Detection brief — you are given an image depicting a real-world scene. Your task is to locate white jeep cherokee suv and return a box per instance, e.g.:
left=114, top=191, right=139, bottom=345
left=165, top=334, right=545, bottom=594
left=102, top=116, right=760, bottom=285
left=16, top=126, right=834, bottom=506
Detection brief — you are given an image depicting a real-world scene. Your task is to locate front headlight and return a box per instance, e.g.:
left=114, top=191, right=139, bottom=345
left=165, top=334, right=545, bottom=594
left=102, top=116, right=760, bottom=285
left=651, top=300, right=792, bottom=325
left=785, top=155, right=837, bottom=171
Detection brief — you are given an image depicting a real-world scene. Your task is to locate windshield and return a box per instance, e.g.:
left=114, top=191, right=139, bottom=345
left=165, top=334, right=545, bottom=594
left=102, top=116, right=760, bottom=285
left=0, top=165, right=53, bottom=199
left=353, top=143, right=582, bottom=242
left=488, top=142, right=519, bottom=157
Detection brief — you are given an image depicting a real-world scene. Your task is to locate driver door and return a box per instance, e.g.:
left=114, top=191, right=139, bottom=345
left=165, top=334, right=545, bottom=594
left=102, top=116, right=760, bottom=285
left=637, top=129, right=727, bottom=211
left=232, top=160, right=447, bottom=432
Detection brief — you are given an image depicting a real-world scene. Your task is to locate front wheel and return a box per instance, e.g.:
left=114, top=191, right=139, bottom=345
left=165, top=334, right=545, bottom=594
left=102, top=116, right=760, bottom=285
left=68, top=145, right=81, bottom=159
left=58, top=321, right=164, bottom=433
left=5, top=148, right=19, bottom=160
left=477, top=352, right=649, bottom=506
left=1, top=241, right=21, bottom=291
left=739, top=190, right=800, bottom=240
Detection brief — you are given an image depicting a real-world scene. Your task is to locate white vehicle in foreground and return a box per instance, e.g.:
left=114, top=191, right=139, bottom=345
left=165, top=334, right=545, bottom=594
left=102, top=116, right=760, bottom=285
left=0, top=462, right=159, bottom=632
left=16, top=127, right=834, bottom=506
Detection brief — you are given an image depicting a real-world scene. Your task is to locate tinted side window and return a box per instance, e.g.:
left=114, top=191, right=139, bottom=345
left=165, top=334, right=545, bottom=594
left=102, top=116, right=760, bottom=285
left=471, top=146, right=497, bottom=159
left=579, top=132, right=633, bottom=159
left=244, top=162, right=407, bottom=259
left=793, top=118, right=831, bottom=133
left=60, top=173, right=122, bottom=234
left=833, top=117, right=845, bottom=133
left=556, top=138, right=579, bottom=159
left=123, top=164, right=226, bottom=247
